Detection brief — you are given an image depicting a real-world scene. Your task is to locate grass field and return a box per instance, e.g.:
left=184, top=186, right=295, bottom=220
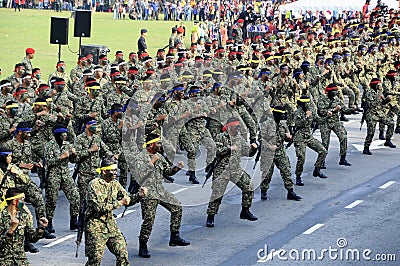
left=0, top=9, right=192, bottom=78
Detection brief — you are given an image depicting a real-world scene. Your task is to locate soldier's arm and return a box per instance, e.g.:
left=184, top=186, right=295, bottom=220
left=73, top=137, right=90, bottom=161
left=99, top=138, right=113, bottom=158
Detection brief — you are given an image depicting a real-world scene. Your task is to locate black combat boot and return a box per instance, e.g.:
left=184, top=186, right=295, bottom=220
left=206, top=214, right=214, bottom=227
left=240, top=208, right=258, bottom=221
left=169, top=231, right=190, bottom=246
left=287, top=188, right=302, bottom=201
left=188, top=171, right=199, bottom=184
left=70, top=215, right=79, bottom=230
left=363, top=146, right=372, bottom=155
left=313, top=168, right=328, bottom=178
left=339, top=155, right=351, bottom=166
left=340, top=113, right=349, bottom=122
left=24, top=240, right=39, bottom=253
left=138, top=240, right=151, bottom=258
left=163, top=175, right=174, bottom=183
left=384, top=140, right=396, bottom=148
left=260, top=190, right=268, bottom=200
left=295, top=175, right=304, bottom=186
left=395, top=127, right=400, bottom=134
left=46, top=219, right=55, bottom=233
left=42, top=229, right=56, bottom=239
left=379, top=130, right=385, bottom=140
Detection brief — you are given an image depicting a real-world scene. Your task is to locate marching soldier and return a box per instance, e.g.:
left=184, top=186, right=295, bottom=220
left=317, top=84, right=351, bottom=166
left=206, top=117, right=258, bottom=228
left=133, top=133, right=190, bottom=258
left=85, top=158, right=147, bottom=266
left=293, top=96, right=327, bottom=186
left=44, top=124, right=80, bottom=232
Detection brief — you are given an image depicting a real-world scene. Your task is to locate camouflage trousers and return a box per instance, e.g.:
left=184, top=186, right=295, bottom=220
left=45, top=170, right=80, bottom=220
left=340, top=86, right=356, bottom=109
left=85, top=220, right=129, bottom=266
left=365, top=115, right=394, bottom=148
left=320, top=122, right=348, bottom=156
left=207, top=168, right=254, bottom=215
left=18, top=180, right=47, bottom=225
left=379, top=103, right=400, bottom=132
left=261, top=148, right=294, bottom=192
left=294, top=137, right=327, bottom=176
left=344, top=78, right=361, bottom=106
left=117, top=152, right=128, bottom=189
left=139, top=195, right=182, bottom=242
left=184, top=129, right=216, bottom=171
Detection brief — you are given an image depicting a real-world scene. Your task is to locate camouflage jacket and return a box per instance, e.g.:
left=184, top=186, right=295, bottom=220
left=74, top=133, right=113, bottom=175
left=44, top=138, right=76, bottom=174
left=0, top=208, right=43, bottom=265
left=101, top=117, right=123, bottom=154
left=133, top=149, right=180, bottom=200
left=85, top=177, right=138, bottom=231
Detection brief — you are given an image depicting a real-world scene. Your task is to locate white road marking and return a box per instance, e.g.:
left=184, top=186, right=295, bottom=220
left=379, top=181, right=396, bottom=189
left=302, top=223, right=324, bottom=235
left=44, top=234, right=75, bottom=248
left=172, top=188, right=188, bottom=194
left=116, top=210, right=135, bottom=219
left=345, top=200, right=363, bottom=209
left=352, top=139, right=386, bottom=152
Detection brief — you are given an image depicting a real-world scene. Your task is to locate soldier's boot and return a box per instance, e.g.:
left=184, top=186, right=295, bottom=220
left=169, top=231, right=190, bottom=246
left=339, top=155, right=351, bottom=166
left=287, top=188, right=302, bottom=201
left=188, top=171, right=199, bottom=184
left=379, top=130, right=385, bottom=140
left=206, top=214, right=214, bottom=228
left=240, top=207, right=258, bottom=221
left=138, top=241, right=151, bottom=258
left=260, top=190, right=268, bottom=200
left=70, top=215, right=79, bottom=230
left=355, top=106, right=363, bottom=112
left=313, top=168, right=328, bottom=178
left=340, top=112, right=349, bottom=122
left=24, top=240, right=39, bottom=253
left=46, top=219, right=55, bottom=233
left=395, top=127, right=400, bottom=134
left=295, top=175, right=304, bottom=186
left=42, top=229, right=56, bottom=239
left=363, top=146, right=372, bottom=155
left=384, top=140, right=396, bottom=148
left=163, top=175, right=174, bottom=183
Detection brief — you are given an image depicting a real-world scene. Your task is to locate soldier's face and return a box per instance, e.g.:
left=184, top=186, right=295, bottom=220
left=6, top=153, right=12, bottom=165
left=103, top=169, right=117, bottom=180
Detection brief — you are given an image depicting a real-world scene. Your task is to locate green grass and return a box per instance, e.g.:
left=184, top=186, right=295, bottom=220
left=0, top=9, right=192, bottom=78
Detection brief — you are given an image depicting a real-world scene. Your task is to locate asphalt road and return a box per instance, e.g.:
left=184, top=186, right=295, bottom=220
left=26, top=112, right=399, bottom=266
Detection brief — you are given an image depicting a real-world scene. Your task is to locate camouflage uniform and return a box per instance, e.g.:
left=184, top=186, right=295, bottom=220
left=207, top=131, right=255, bottom=215
left=73, top=134, right=112, bottom=210
left=293, top=107, right=327, bottom=176
left=0, top=207, right=44, bottom=266
left=85, top=176, right=140, bottom=266
left=44, top=138, right=80, bottom=220
left=261, top=120, right=294, bottom=192
left=101, top=117, right=127, bottom=188
left=133, top=149, right=182, bottom=242
left=5, top=138, right=47, bottom=222
left=317, top=95, right=348, bottom=156
left=363, top=88, right=394, bottom=148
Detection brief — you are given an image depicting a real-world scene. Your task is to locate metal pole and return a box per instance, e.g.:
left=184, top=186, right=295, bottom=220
left=79, top=36, right=82, bottom=55
left=58, top=44, right=61, bottom=62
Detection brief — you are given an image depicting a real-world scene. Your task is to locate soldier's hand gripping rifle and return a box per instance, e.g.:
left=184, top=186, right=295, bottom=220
left=202, top=151, right=230, bottom=188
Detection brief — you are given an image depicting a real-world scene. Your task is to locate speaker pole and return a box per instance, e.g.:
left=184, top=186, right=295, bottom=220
left=79, top=36, right=82, bottom=56
left=58, top=44, right=61, bottom=62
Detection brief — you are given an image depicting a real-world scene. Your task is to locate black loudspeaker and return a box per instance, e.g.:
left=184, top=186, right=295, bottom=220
left=74, top=10, right=91, bottom=38
left=80, top=45, right=109, bottom=65
left=50, top=17, right=69, bottom=45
